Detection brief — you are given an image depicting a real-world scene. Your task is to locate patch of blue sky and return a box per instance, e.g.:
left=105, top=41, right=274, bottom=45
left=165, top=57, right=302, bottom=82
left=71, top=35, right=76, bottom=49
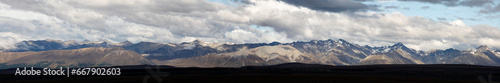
left=206, top=0, right=239, bottom=7
left=362, top=1, right=500, bottom=28
left=250, top=25, right=276, bottom=32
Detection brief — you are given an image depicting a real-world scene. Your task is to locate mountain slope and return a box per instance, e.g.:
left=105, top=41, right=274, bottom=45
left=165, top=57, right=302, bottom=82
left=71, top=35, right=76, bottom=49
left=360, top=43, right=424, bottom=64
left=288, top=39, right=372, bottom=65
left=160, top=45, right=312, bottom=67
left=0, top=47, right=153, bottom=69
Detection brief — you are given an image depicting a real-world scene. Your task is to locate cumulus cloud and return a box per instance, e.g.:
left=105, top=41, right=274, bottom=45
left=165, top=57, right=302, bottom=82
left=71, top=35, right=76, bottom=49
left=0, top=4, right=129, bottom=48
left=0, top=0, right=232, bottom=35
left=477, top=38, right=500, bottom=48
left=224, top=29, right=289, bottom=43
left=0, top=32, right=26, bottom=49
left=0, top=0, right=500, bottom=51
left=0, top=0, right=289, bottom=49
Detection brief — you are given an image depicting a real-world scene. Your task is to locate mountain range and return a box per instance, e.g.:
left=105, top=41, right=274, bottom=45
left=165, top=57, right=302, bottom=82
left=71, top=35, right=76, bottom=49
left=1, top=39, right=500, bottom=69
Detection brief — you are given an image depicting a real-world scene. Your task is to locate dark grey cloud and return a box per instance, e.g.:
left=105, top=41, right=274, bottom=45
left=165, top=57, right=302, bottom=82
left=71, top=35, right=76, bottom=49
left=278, top=0, right=375, bottom=12
left=485, top=14, right=500, bottom=19
left=400, top=0, right=458, bottom=3
left=480, top=3, right=500, bottom=13
left=459, top=0, right=493, bottom=7
left=455, top=16, right=464, bottom=20
left=466, top=18, right=480, bottom=21
left=385, top=6, right=399, bottom=9
left=437, top=17, right=447, bottom=21
left=421, top=6, right=430, bottom=10
left=402, top=7, right=410, bottom=10
left=384, top=6, right=409, bottom=10
left=399, top=0, right=460, bottom=6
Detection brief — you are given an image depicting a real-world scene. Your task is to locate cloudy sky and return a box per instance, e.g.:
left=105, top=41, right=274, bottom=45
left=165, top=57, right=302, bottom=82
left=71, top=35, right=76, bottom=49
left=0, top=0, right=499, bottom=51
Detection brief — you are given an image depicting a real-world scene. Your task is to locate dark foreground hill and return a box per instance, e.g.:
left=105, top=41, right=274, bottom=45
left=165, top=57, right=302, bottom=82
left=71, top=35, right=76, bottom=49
left=1, top=63, right=499, bottom=83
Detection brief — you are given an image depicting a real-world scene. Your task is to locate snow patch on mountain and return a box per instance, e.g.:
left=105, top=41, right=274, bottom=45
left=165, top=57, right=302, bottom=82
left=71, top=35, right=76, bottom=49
left=183, top=44, right=196, bottom=50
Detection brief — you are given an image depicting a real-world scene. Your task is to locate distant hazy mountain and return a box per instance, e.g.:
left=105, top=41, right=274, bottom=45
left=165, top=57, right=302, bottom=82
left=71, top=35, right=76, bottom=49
left=1, top=39, right=500, bottom=69
left=3, top=39, right=132, bottom=52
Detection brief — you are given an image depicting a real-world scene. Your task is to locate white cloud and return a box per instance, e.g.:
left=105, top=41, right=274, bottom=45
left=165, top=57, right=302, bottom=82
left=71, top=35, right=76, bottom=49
left=405, top=39, right=459, bottom=51
left=0, top=0, right=290, bottom=49
left=478, top=38, right=500, bottom=48
left=0, top=32, right=26, bottom=49
left=224, top=29, right=289, bottom=43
